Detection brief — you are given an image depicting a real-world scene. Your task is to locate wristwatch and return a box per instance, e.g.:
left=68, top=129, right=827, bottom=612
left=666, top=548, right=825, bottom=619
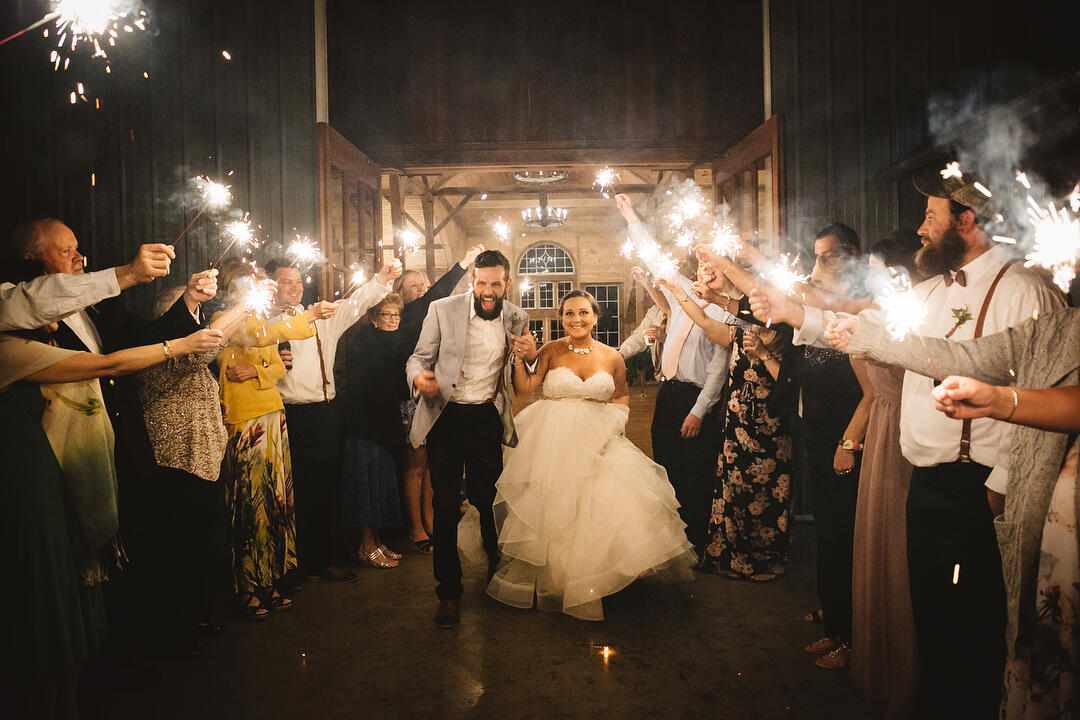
left=839, top=439, right=862, bottom=452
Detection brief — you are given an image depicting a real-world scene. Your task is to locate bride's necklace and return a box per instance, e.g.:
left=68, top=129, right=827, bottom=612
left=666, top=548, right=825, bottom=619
left=567, top=339, right=594, bottom=355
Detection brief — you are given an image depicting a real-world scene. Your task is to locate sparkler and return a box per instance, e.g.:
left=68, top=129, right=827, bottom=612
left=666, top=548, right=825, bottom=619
left=593, top=167, right=619, bottom=198
left=211, top=213, right=259, bottom=268
left=396, top=228, right=422, bottom=256
left=492, top=218, right=511, bottom=243
left=172, top=175, right=233, bottom=246
left=940, top=162, right=963, bottom=181
left=707, top=222, right=741, bottom=258
left=518, top=278, right=534, bottom=297
left=619, top=238, right=635, bottom=259
left=286, top=235, right=322, bottom=268
left=48, top=1, right=148, bottom=71
left=235, top=275, right=274, bottom=317
left=1068, top=182, right=1080, bottom=214
left=1023, top=201, right=1080, bottom=292
left=762, top=254, right=808, bottom=296
left=875, top=272, right=928, bottom=341
left=1015, top=171, right=1031, bottom=190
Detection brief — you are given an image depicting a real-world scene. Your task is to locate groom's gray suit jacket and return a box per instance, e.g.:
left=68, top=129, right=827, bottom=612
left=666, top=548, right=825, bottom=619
left=405, top=292, right=529, bottom=450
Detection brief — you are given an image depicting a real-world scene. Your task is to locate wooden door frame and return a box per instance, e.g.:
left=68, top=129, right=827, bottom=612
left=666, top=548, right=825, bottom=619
left=711, top=114, right=786, bottom=250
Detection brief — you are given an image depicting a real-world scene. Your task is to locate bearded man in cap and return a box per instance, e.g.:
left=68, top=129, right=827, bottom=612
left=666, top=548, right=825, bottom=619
left=816, top=170, right=1064, bottom=717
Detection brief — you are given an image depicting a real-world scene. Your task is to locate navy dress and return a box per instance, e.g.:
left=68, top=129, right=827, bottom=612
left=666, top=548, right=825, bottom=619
left=340, top=325, right=406, bottom=530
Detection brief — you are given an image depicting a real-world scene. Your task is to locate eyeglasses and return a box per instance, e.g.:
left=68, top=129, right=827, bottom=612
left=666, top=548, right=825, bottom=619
left=378, top=312, right=401, bottom=319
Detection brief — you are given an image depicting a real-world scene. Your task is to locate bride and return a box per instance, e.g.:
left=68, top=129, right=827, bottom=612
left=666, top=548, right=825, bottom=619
left=487, top=290, right=697, bottom=620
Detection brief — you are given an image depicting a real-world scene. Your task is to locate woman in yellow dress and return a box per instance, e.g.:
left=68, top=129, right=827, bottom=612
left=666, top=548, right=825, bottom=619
left=214, top=266, right=337, bottom=619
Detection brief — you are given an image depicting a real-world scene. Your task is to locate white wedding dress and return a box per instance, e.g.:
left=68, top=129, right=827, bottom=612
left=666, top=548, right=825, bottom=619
left=486, top=366, right=697, bottom=621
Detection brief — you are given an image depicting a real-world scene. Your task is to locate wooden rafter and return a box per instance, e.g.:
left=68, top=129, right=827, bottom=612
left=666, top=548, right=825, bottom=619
left=433, top=193, right=473, bottom=236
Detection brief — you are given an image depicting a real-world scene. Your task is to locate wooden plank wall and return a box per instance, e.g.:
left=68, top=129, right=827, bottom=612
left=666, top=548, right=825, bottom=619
left=0, top=0, right=317, bottom=314
left=769, top=0, right=1080, bottom=252
left=325, top=0, right=764, bottom=163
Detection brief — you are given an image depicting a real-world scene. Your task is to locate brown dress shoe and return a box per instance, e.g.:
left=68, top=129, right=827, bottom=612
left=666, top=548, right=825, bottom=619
left=435, top=599, right=460, bottom=629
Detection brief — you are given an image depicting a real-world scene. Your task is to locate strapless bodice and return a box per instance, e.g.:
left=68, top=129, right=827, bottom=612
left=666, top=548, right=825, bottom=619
left=542, top=366, right=615, bottom=403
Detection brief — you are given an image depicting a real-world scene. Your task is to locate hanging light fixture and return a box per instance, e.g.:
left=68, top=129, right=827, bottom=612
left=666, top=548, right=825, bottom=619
left=513, top=169, right=568, bottom=184
left=521, top=193, right=567, bottom=228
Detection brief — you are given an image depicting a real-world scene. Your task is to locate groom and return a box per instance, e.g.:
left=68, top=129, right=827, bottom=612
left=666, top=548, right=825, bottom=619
left=406, top=250, right=537, bottom=628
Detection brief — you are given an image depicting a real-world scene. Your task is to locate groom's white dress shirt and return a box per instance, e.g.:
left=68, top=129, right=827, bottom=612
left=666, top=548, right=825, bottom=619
left=450, top=302, right=505, bottom=404
left=0, top=268, right=120, bottom=332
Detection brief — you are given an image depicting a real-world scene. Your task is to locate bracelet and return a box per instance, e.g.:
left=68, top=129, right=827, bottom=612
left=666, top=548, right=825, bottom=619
left=1004, top=388, right=1019, bottom=421
left=162, top=340, right=172, bottom=360
left=677, top=295, right=691, bottom=304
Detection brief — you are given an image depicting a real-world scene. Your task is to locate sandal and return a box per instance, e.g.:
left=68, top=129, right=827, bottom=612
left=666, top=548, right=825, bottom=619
left=239, top=589, right=270, bottom=621
left=413, top=538, right=434, bottom=554
left=378, top=543, right=403, bottom=561
left=268, top=591, right=293, bottom=613
left=804, top=636, right=839, bottom=655
left=814, top=643, right=851, bottom=670
left=360, top=547, right=399, bottom=568
left=749, top=572, right=780, bottom=583
left=803, top=609, right=824, bottom=624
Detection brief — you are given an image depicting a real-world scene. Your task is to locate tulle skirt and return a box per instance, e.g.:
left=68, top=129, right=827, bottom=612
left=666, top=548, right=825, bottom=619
left=486, top=398, right=696, bottom=620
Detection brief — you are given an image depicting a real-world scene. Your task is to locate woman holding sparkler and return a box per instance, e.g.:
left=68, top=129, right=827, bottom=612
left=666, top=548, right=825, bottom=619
left=341, top=293, right=409, bottom=569
left=214, top=266, right=337, bottom=619
left=0, top=259, right=224, bottom=717
left=657, top=264, right=795, bottom=583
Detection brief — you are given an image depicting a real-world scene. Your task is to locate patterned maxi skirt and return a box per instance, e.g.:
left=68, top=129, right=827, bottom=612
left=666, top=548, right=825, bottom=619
left=224, top=411, right=297, bottom=589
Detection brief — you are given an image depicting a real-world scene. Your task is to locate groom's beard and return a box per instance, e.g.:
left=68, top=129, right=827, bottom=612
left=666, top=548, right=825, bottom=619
left=474, top=293, right=504, bottom=321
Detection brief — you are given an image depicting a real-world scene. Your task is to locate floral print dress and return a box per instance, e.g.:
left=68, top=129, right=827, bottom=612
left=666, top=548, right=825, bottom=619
left=1002, top=436, right=1079, bottom=719
left=702, top=328, right=793, bottom=578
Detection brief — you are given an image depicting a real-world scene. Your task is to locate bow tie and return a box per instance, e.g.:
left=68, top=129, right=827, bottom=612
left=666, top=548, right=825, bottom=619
left=942, top=269, right=967, bottom=288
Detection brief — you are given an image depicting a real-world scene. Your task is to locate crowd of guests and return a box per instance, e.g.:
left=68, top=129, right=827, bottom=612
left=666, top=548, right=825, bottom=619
left=612, top=176, right=1077, bottom=719
left=2, top=159, right=1077, bottom=719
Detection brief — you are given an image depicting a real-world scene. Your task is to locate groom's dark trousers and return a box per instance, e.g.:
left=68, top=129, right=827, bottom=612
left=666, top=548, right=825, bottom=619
left=427, top=401, right=503, bottom=600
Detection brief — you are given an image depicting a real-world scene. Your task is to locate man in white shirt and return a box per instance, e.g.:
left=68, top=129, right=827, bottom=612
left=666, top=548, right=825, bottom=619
left=618, top=295, right=666, bottom=378
left=0, top=245, right=174, bottom=331
left=806, top=173, right=1064, bottom=718
left=616, top=195, right=734, bottom=556
left=266, top=257, right=402, bottom=584
left=406, top=250, right=536, bottom=628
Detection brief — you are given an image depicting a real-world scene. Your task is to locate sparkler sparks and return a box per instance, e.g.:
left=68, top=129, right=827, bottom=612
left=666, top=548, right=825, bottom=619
left=593, top=167, right=619, bottom=198
left=762, top=254, right=808, bottom=296
left=707, top=222, right=741, bottom=258
left=875, top=272, right=928, bottom=341
left=49, top=1, right=148, bottom=74
left=940, top=162, right=963, bottom=181
left=396, top=228, right=422, bottom=256
left=222, top=216, right=256, bottom=248
left=236, top=275, right=275, bottom=317
left=286, top=235, right=322, bottom=268
left=619, top=238, right=635, bottom=259
left=1023, top=201, right=1080, bottom=292
left=195, top=175, right=232, bottom=210
left=1068, top=182, right=1080, bottom=214
left=1015, top=171, right=1031, bottom=190
left=491, top=218, right=511, bottom=243
left=518, top=278, right=534, bottom=297
left=973, top=181, right=992, bottom=198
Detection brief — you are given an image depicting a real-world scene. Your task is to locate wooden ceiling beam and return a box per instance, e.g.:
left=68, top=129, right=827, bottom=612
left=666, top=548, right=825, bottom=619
left=433, top=193, right=473, bottom=236
left=433, top=184, right=655, bottom=197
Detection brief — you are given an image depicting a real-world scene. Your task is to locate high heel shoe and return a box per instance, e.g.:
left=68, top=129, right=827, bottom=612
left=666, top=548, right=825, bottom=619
left=360, top=547, right=399, bottom=568
left=378, top=543, right=402, bottom=560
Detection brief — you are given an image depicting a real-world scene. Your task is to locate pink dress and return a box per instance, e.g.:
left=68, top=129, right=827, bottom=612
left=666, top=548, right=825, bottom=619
left=850, top=362, right=918, bottom=718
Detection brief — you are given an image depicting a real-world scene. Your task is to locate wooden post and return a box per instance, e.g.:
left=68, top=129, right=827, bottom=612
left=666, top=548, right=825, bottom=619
left=421, top=178, right=437, bottom=280
left=388, top=173, right=405, bottom=267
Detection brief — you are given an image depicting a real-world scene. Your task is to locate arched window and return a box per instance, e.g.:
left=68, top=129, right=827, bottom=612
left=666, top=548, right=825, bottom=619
left=517, top=243, right=575, bottom=275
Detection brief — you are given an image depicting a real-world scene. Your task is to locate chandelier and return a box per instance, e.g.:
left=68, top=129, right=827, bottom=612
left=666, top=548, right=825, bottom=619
left=513, top=169, right=568, bottom=184
left=522, top=203, right=567, bottom=228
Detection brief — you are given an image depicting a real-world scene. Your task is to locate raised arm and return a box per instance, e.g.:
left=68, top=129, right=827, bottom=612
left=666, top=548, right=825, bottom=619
left=655, top=277, right=735, bottom=347
left=23, top=328, right=224, bottom=384
left=932, top=381, right=1080, bottom=433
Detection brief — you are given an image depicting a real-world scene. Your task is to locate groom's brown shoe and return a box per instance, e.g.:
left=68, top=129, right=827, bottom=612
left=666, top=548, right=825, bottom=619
left=435, top=599, right=460, bottom=629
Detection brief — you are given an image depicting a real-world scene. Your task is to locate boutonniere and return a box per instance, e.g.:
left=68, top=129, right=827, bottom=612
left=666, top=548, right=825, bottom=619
left=944, top=305, right=972, bottom=339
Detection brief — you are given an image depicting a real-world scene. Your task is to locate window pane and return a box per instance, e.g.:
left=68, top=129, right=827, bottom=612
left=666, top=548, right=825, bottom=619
left=518, top=243, right=575, bottom=275
left=584, top=283, right=620, bottom=347
left=557, top=281, right=572, bottom=302
left=549, top=318, right=565, bottom=341
left=519, top=285, right=535, bottom=309
left=538, top=282, right=554, bottom=309
left=528, top=319, right=545, bottom=345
